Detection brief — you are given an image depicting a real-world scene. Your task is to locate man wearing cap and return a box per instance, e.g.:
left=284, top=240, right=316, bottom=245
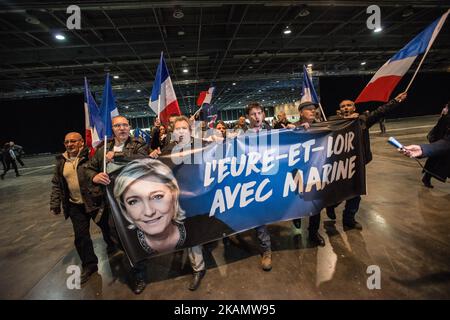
left=325, top=92, right=407, bottom=230
left=286, top=101, right=325, bottom=247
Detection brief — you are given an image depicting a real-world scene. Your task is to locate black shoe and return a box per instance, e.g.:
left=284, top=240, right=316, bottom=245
left=326, top=207, right=336, bottom=220
left=16, top=174, right=20, bottom=177
left=343, top=219, right=363, bottom=230
left=132, top=277, right=147, bottom=295
left=422, top=175, right=433, bottom=188
left=293, top=219, right=301, bottom=229
left=80, top=264, right=98, bottom=284
left=308, top=232, right=325, bottom=247
left=0, top=174, right=4, bottom=180
left=188, top=270, right=206, bottom=291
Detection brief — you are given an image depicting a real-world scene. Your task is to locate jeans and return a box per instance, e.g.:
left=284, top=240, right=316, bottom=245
left=255, top=225, right=271, bottom=253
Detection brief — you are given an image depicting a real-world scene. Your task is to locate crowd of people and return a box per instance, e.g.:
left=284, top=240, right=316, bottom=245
left=1, top=141, right=25, bottom=180
left=46, top=91, right=450, bottom=296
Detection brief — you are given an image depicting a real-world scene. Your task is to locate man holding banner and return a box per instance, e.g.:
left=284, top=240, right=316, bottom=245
left=86, top=115, right=150, bottom=294
left=243, top=102, right=274, bottom=271
left=288, top=101, right=326, bottom=247
left=325, top=92, right=407, bottom=228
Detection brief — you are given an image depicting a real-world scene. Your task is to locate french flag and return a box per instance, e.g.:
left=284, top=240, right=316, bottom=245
left=197, top=87, right=217, bottom=128
left=83, top=77, right=104, bottom=156
left=355, top=10, right=449, bottom=103
left=149, top=53, right=181, bottom=124
left=300, top=65, right=320, bottom=104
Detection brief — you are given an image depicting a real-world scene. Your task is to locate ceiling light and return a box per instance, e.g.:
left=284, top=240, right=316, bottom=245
left=361, top=61, right=366, bottom=65
left=283, top=26, right=292, bottom=35
left=177, top=30, right=185, bottom=36
left=297, top=5, right=310, bottom=17
left=249, top=66, right=253, bottom=69
left=25, top=16, right=40, bottom=25
left=182, top=68, right=189, bottom=73
left=374, top=27, right=382, bottom=33
left=232, top=82, right=236, bottom=86
left=54, top=34, right=65, bottom=40
left=402, top=8, right=414, bottom=18
left=173, top=7, right=184, bottom=19
left=113, top=75, right=119, bottom=79
left=136, top=89, right=141, bottom=92
left=262, top=99, right=265, bottom=102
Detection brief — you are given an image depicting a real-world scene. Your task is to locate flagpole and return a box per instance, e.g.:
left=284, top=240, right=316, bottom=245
left=193, top=104, right=204, bottom=118
left=103, top=135, right=107, bottom=173
left=103, top=73, right=109, bottom=174
left=157, top=52, right=163, bottom=118
left=318, top=102, right=327, bottom=121
left=406, top=10, right=449, bottom=92
left=404, top=49, right=431, bottom=93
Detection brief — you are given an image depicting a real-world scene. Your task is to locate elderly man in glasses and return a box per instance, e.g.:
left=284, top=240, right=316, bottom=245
left=85, top=115, right=151, bottom=294
left=50, top=132, right=116, bottom=284
left=325, top=92, right=407, bottom=230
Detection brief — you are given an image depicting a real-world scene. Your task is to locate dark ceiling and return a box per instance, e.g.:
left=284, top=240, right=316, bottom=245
left=0, top=1, right=449, bottom=118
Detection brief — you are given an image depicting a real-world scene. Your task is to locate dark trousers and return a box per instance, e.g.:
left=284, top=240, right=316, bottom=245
left=379, top=119, right=386, bottom=133
left=68, top=202, right=114, bottom=268
left=327, top=195, right=362, bottom=222
left=255, top=225, right=271, bottom=253
left=343, top=196, right=361, bottom=222
left=2, top=159, right=19, bottom=176
left=16, top=156, right=24, bottom=167
left=308, top=213, right=321, bottom=233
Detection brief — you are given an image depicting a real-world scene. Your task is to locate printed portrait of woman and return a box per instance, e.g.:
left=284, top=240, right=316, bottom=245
left=113, top=158, right=187, bottom=255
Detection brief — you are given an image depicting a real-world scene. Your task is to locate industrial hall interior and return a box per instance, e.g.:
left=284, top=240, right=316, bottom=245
left=0, top=0, right=449, bottom=301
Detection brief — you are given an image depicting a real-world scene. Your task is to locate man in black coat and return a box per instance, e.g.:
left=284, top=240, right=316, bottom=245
left=326, top=92, right=407, bottom=229
left=50, top=132, right=116, bottom=284
left=287, top=101, right=326, bottom=247
left=85, top=115, right=150, bottom=294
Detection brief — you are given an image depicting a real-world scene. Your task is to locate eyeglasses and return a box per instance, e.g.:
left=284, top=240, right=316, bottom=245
left=112, top=123, right=130, bottom=128
left=64, top=139, right=82, bottom=145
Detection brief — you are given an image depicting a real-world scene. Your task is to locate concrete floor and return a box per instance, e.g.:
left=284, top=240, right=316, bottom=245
left=1, top=115, right=449, bottom=299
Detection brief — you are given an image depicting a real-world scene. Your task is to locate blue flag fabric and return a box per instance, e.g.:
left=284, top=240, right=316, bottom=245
left=134, top=127, right=151, bottom=145
left=301, top=65, right=320, bottom=104
left=99, top=73, right=119, bottom=138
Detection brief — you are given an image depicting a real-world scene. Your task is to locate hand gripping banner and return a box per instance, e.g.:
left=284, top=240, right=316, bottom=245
left=106, top=119, right=366, bottom=265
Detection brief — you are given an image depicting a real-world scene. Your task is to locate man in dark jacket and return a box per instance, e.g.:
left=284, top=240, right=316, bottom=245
left=326, top=92, right=407, bottom=229
left=287, top=101, right=325, bottom=247
left=85, top=115, right=150, bottom=294
left=50, top=132, right=116, bottom=284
